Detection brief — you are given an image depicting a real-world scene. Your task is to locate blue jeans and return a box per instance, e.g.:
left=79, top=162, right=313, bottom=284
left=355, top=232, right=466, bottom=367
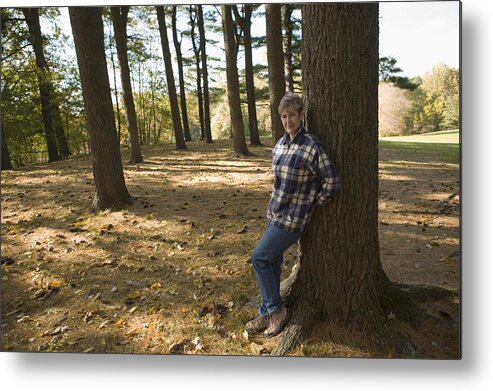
left=251, top=224, right=301, bottom=316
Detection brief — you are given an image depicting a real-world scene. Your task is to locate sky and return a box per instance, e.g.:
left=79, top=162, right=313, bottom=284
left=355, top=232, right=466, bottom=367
left=9, top=1, right=460, bottom=80
left=379, top=1, right=460, bottom=78
left=248, top=2, right=460, bottom=78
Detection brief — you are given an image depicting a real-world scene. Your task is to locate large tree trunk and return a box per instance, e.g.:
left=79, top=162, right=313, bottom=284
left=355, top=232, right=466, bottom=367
left=221, top=5, right=250, bottom=157
left=198, top=5, right=213, bottom=144
left=111, top=6, right=143, bottom=164
left=265, top=4, right=285, bottom=142
left=156, top=6, right=187, bottom=150
left=69, top=7, right=133, bottom=212
left=283, top=5, right=294, bottom=92
left=171, top=6, right=192, bottom=142
left=22, top=8, right=70, bottom=162
left=233, top=5, right=262, bottom=147
left=272, top=3, right=423, bottom=357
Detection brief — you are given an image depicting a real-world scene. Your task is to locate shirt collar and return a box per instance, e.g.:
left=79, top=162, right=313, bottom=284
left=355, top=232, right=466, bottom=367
left=281, top=124, right=306, bottom=146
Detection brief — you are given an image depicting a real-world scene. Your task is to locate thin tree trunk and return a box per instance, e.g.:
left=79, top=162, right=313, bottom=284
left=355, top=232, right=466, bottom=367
left=108, top=19, right=122, bottom=144
left=273, top=3, right=422, bottom=357
left=189, top=6, right=205, bottom=140
left=221, top=5, right=250, bottom=157
left=111, top=6, right=143, bottom=163
left=265, top=4, right=286, bottom=142
left=138, top=61, right=145, bottom=145
left=233, top=5, right=261, bottom=147
left=151, top=62, right=158, bottom=144
left=1, top=122, right=12, bottom=170
left=156, top=6, right=186, bottom=150
left=69, top=6, right=132, bottom=212
left=22, top=8, right=70, bottom=161
left=283, top=5, right=294, bottom=92
left=198, top=5, right=213, bottom=144
left=171, top=6, right=192, bottom=142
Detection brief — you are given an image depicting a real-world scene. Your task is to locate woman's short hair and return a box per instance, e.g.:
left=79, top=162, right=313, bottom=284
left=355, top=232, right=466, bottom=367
left=278, top=92, right=303, bottom=115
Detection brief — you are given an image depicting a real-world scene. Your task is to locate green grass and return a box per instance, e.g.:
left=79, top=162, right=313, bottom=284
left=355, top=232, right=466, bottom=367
left=379, top=130, right=460, bottom=164
left=380, top=129, right=459, bottom=144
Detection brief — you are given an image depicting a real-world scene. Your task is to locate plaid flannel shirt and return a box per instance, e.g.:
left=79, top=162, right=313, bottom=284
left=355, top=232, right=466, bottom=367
left=267, top=125, right=340, bottom=232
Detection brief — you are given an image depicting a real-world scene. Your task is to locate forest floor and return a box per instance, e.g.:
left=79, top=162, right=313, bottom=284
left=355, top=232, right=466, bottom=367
left=1, top=136, right=460, bottom=358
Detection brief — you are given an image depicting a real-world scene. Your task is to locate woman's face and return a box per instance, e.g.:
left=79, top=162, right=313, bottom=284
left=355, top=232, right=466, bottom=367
left=280, top=107, right=303, bottom=137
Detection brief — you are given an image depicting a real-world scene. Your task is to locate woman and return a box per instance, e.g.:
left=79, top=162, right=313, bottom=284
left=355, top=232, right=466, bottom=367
left=246, top=92, right=340, bottom=337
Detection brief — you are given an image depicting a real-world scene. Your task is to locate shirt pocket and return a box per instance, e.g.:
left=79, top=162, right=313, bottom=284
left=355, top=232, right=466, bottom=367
left=290, top=156, right=312, bottom=189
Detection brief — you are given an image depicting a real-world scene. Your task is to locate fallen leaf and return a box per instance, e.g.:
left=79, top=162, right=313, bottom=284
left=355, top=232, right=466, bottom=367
left=125, top=327, right=139, bottom=336
left=249, top=342, right=266, bottom=355
left=236, top=226, right=248, bottom=234
left=48, top=280, right=63, bottom=289
left=98, top=320, right=111, bottom=329
left=169, top=340, right=185, bottom=354
left=114, top=318, right=126, bottom=328
left=127, top=291, right=142, bottom=300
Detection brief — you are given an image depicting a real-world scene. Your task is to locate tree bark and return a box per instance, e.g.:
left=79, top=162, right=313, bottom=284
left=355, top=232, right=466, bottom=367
left=1, top=122, right=12, bottom=170
left=69, top=6, right=133, bottom=212
left=189, top=6, right=205, bottom=140
left=265, top=4, right=286, bottom=142
left=22, top=7, right=70, bottom=161
left=108, top=30, right=122, bottom=144
left=283, top=5, right=294, bottom=92
left=111, top=6, right=144, bottom=164
left=272, top=3, right=422, bottom=357
left=233, top=5, right=262, bottom=147
left=198, top=5, right=213, bottom=144
left=171, top=6, right=192, bottom=142
left=156, top=6, right=187, bottom=150
left=221, top=5, right=250, bottom=157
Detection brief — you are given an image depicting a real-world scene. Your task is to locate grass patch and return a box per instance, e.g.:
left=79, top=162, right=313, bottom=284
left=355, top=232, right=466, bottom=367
left=379, top=141, right=460, bottom=164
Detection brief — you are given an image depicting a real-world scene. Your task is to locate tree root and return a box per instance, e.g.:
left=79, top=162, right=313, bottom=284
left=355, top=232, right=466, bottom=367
left=280, top=261, right=299, bottom=303
left=368, top=320, right=417, bottom=357
left=381, top=280, right=458, bottom=328
left=270, top=301, right=317, bottom=356
left=394, top=282, right=459, bottom=303
left=272, top=266, right=457, bottom=356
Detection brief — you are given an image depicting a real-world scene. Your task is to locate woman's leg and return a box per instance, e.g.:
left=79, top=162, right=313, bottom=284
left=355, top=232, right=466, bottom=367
left=251, top=224, right=300, bottom=316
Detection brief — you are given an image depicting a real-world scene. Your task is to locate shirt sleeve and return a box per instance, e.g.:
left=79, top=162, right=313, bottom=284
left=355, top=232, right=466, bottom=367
left=311, top=144, right=340, bottom=206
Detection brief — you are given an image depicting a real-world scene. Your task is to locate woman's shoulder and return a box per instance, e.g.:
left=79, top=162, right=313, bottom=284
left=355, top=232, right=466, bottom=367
left=301, top=129, right=324, bottom=150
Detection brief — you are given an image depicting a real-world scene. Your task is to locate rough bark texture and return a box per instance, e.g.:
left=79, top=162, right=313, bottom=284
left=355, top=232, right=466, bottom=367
left=265, top=4, right=286, bottom=142
left=111, top=6, right=143, bottom=164
left=221, top=5, right=250, bottom=157
left=171, top=6, right=192, bottom=142
left=234, top=5, right=262, bottom=147
left=272, top=3, right=422, bottom=357
left=198, top=5, right=213, bottom=144
left=156, top=6, right=187, bottom=150
left=69, top=7, right=132, bottom=212
left=22, top=8, right=69, bottom=162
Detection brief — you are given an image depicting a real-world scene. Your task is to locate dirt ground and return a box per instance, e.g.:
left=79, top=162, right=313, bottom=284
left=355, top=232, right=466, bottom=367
left=0, top=138, right=460, bottom=358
